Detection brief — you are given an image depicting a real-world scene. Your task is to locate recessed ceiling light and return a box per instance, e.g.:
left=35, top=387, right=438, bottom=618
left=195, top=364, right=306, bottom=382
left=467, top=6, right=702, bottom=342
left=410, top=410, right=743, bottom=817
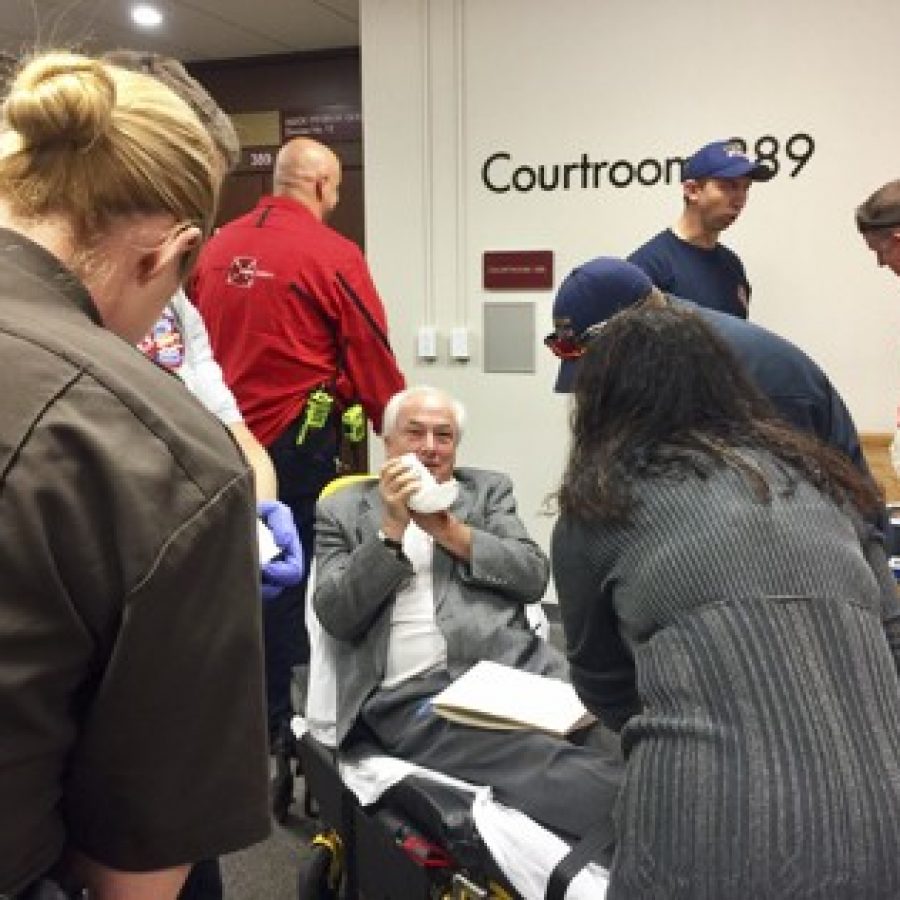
left=132, top=4, right=163, bottom=28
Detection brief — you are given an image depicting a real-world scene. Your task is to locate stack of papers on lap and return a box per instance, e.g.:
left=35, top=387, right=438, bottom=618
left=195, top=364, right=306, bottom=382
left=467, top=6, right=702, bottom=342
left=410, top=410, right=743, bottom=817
left=432, top=660, right=596, bottom=737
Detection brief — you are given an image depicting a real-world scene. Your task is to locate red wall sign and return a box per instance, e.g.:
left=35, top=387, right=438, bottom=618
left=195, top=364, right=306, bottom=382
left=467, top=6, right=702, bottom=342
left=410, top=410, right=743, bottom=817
left=483, top=250, right=554, bottom=290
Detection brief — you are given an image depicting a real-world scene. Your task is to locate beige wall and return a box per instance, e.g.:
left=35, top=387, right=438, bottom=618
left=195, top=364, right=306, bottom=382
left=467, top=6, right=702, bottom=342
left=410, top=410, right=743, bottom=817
left=862, top=434, right=900, bottom=503
left=360, top=0, right=900, bottom=596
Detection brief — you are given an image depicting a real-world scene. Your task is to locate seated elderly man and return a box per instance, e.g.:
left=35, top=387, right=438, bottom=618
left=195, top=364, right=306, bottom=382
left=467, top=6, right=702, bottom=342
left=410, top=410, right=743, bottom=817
left=313, top=385, right=621, bottom=841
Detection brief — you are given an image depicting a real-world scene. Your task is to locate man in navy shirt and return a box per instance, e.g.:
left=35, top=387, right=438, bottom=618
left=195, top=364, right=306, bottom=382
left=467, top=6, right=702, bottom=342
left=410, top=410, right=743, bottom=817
left=628, top=139, right=773, bottom=319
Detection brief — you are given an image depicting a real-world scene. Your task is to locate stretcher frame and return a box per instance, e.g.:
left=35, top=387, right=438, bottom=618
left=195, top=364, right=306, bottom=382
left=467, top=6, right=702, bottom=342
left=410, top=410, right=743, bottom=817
left=296, top=729, right=520, bottom=899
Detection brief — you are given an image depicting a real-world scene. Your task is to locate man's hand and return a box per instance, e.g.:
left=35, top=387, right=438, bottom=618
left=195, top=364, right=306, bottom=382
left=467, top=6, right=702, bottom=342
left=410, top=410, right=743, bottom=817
left=257, top=500, right=304, bottom=601
left=379, top=457, right=420, bottom=540
left=411, top=509, right=472, bottom=561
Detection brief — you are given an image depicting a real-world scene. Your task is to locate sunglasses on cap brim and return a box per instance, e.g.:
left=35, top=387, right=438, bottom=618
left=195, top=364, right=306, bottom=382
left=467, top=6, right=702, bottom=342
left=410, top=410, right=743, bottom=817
left=543, top=321, right=606, bottom=360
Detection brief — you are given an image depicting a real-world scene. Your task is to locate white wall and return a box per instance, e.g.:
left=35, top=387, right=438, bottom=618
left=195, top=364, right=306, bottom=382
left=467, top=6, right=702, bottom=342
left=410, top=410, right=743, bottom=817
left=360, top=0, right=900, bottom=596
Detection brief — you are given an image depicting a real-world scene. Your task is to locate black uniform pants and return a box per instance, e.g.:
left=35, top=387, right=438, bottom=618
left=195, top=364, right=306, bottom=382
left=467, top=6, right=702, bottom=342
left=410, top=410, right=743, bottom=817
left=264, top=414, right=339, bottom=737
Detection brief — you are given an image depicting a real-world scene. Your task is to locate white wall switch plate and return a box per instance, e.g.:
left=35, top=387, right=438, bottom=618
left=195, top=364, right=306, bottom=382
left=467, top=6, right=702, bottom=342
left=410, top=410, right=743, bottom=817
left=450, top=326, right=470, bottom=360
left=417, top=325, right=438, bottom=360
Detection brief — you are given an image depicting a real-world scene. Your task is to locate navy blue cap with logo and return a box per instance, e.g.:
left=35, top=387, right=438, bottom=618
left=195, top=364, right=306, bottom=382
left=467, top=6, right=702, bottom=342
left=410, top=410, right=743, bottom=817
left=682, top=139, right=775, bottom=182
left=547, top=257, right=653, bottom=392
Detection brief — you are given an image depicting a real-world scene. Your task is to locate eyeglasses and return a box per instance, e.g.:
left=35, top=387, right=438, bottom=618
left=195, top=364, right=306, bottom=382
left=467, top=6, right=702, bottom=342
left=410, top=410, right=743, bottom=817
left=169, top=220, right=206, bottom=278
left=543, top=332, right=586, bottom=360
left=178, top=242, right=202, bottom=279
left=543, top=322, right=606, bottom=360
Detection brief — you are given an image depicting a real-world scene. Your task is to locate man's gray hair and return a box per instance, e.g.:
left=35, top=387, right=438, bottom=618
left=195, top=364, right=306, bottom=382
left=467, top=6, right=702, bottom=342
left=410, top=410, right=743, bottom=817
left=382, top=386, right=466, bottom=442
left=856, top=179, right=900, bottom=234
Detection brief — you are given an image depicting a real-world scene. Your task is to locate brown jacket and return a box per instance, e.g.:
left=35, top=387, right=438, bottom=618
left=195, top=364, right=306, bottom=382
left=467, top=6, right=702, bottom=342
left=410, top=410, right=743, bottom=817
left=0, top=230, right=269, bottom=893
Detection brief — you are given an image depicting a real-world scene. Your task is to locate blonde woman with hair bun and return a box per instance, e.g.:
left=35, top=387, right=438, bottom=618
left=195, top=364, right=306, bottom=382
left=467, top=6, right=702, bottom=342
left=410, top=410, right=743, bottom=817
left=0, top=50, right=216, bottom=334
left=0, top=51, right=270, bottom=900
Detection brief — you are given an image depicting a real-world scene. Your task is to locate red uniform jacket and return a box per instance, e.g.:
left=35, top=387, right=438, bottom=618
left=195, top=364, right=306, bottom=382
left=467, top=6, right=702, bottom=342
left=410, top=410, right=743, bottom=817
left=189, top=196, right=405, bottom=445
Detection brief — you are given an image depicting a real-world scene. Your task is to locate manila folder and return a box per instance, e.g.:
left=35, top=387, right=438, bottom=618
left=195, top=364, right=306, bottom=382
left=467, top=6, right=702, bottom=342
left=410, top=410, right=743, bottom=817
left=432, top=660, right=595, bottom=737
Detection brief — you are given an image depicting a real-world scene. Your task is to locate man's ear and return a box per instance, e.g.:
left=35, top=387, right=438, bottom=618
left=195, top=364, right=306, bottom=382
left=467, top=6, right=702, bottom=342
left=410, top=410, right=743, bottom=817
left=137, top=225, right=203, bottom=284
left=682, top=179, right=701, bottom=202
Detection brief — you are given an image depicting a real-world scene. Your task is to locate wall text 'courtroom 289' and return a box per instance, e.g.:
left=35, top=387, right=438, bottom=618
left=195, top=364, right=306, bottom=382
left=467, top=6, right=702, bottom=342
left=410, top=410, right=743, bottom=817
left=481, top=134, right=815, bottom=194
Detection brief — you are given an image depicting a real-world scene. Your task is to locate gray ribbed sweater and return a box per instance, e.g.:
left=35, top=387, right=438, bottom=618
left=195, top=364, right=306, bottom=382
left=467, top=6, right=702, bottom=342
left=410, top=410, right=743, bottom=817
left=552, top=453, right=900, bottom=899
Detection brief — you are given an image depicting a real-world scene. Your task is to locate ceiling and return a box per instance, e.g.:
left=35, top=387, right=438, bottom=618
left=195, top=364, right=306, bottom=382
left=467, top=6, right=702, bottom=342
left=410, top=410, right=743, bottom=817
left=1, top=0, right=360, bottom=63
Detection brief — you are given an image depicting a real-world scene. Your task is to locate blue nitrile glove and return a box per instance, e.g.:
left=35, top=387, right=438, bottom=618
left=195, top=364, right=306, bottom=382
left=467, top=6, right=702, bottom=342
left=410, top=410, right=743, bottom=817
left=257, top=500, right=304, bottom=601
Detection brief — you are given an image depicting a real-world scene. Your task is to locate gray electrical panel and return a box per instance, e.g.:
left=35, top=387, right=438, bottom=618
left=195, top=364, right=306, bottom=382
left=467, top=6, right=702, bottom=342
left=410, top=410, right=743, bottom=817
left=483, top=301, right=535, bottom=373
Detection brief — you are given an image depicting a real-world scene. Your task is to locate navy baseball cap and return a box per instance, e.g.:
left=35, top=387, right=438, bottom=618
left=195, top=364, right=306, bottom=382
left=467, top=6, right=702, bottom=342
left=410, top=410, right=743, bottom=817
left=548, top=257, right=653, bottom=393
left=682, top=139, right=774, bottom=182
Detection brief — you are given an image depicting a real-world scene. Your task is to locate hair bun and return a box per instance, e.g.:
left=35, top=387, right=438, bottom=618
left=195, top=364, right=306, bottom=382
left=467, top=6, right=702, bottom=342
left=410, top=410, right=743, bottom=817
left=4, top=52, right=116, bottom=152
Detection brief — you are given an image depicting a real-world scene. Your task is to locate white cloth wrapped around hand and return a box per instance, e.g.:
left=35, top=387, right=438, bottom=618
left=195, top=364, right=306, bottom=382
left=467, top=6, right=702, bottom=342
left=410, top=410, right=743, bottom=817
left=401, top=452, right=459, bottom=513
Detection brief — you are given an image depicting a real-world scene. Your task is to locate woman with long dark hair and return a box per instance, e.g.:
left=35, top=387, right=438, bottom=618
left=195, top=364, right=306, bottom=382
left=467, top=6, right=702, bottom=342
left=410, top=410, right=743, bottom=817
left=553, top=303, right=900, bottom=899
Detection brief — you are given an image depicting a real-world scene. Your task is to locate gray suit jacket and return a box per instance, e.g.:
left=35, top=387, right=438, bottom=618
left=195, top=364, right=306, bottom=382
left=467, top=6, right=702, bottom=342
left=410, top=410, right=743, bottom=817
left=313, top=466, right=567, bottom=745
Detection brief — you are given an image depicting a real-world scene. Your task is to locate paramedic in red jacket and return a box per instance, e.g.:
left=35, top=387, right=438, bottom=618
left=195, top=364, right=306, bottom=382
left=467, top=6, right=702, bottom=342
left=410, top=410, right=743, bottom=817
left=190, top=137, right=405, bottom=802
